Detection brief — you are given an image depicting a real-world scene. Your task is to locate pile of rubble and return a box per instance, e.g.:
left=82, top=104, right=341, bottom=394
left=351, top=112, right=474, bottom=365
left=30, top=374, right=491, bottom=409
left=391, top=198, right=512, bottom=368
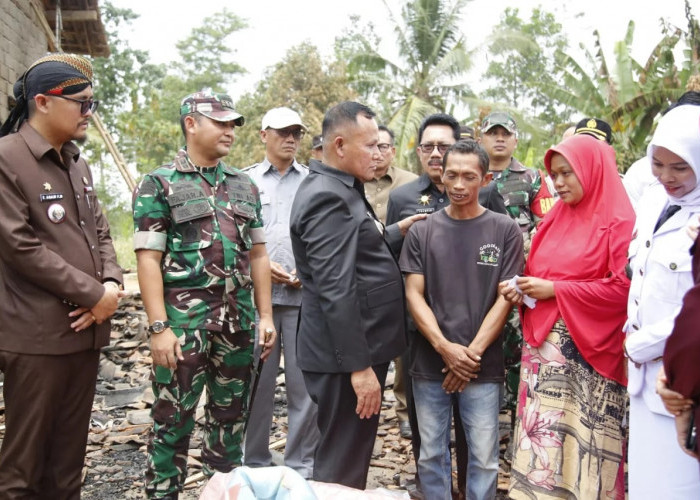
left=0, top=279, right=512, bottom=499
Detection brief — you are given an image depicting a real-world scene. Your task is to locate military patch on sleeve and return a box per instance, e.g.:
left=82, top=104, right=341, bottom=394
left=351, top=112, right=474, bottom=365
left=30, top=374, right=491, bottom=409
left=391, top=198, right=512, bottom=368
left=138, top=177, right=159, bottom=197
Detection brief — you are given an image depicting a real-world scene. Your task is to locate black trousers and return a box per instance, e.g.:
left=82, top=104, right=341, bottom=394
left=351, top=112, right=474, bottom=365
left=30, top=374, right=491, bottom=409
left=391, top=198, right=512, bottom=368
left=0, top=349, right=100, bottom=500
left=303, top=362, right=389, bottom=490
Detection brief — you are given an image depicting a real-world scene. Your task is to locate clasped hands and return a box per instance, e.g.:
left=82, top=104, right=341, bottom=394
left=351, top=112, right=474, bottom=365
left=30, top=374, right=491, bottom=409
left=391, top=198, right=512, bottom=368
left=69, top=281, right=125, bottom=332
left=438, top=340, right=482, bottom=394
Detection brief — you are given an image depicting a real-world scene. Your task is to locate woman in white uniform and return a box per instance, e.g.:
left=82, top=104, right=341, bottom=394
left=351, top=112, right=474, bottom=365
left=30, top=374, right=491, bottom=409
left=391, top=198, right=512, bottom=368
left=625, top=103, right=700, bottom=498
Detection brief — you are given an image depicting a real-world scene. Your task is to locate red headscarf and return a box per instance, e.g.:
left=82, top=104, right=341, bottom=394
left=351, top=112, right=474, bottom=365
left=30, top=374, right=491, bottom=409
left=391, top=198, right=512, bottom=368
left=523, top=134, right=635, bottom=385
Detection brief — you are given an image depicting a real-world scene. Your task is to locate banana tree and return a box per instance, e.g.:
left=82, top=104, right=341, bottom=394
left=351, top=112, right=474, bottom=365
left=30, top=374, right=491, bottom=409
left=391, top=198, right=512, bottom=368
left=546, top=18, right=693, bottom=169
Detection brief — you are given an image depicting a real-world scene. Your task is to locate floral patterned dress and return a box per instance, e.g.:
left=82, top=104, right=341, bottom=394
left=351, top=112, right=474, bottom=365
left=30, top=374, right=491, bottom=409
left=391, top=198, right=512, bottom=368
left=509, top=319, right=627, bottom=499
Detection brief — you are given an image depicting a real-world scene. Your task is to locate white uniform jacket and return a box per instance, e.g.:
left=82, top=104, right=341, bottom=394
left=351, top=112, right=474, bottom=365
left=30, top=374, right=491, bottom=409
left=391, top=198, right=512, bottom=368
left=625, top=183, right=698, bottom=415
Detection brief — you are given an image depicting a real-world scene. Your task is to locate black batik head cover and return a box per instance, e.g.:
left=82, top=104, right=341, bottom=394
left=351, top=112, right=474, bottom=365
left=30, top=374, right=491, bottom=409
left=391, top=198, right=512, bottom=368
left=0, top=53, right=93, bottom=137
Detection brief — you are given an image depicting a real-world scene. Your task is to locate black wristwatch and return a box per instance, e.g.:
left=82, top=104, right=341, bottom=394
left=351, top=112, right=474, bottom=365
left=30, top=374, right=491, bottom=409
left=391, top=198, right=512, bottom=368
left=148, top=320, right=170, bottom=334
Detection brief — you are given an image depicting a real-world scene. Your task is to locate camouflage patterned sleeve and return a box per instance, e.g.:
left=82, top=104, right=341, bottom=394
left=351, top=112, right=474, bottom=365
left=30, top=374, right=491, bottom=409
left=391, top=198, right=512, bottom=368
left=248, top=177, right=265, bottom=245
left=132, top=174, right=170, bottom=252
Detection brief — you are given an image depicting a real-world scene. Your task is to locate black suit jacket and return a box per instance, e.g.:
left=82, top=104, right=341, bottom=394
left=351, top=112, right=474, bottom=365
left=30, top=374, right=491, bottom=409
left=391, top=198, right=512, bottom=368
left=290, top=160, right=407, bottom=373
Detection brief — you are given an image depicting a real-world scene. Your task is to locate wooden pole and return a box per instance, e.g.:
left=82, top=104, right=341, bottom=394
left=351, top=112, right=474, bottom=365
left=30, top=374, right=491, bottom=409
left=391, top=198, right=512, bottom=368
left=91, top=112, right=137, bottom=192
left=29, top=0, right=57, bottom=51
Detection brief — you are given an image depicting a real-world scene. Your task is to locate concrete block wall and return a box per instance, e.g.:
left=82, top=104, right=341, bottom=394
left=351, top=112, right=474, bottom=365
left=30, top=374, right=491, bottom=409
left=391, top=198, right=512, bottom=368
left=0, top=0, right=48, bottom=124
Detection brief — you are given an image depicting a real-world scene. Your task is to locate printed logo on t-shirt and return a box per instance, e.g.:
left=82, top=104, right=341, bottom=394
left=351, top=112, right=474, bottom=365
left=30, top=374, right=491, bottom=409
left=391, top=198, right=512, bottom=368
left=477, top=243, right=501, bottom=266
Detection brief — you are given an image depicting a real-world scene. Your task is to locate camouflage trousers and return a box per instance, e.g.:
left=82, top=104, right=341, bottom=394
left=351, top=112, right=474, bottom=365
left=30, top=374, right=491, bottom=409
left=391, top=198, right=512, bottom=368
left=145, top=324, right=254, bottom=499
left=502, top=306, right=523, bottom=412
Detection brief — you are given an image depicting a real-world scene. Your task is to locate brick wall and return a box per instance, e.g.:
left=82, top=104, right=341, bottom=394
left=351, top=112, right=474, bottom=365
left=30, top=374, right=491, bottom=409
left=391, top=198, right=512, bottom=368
left=0, top=0, right=48, bottom=124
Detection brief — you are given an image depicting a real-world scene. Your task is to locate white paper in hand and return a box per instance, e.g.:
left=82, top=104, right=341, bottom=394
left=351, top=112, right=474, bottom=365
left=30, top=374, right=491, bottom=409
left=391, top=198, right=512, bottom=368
left=508, top=275, right=537, bottom=309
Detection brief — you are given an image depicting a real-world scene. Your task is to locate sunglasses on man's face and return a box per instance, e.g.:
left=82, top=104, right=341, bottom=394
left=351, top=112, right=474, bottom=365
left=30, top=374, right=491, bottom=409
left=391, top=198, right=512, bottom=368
left=271, top=127, right=305, bottom=140
left=51, top=95, right=99, bottom=115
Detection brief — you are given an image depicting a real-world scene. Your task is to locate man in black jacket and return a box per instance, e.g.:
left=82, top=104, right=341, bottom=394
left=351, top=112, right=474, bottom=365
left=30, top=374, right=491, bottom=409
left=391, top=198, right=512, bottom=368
left=290, top=101, right=407, bottom=490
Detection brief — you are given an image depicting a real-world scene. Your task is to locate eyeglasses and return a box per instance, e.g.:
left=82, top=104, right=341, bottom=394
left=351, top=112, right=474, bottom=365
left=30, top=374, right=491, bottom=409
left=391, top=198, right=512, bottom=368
left=51, top=95, right=99, bottom=115
left=418, top=143, right=451, bottom=155
left=377, top=143, right=393, bottom=153
left=271, top=127, right=305, bottom=140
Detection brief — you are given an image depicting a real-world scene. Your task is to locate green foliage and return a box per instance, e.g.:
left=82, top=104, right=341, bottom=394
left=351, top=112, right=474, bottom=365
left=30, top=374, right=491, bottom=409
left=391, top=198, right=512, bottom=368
left=482, top=7, right=570, bottom=126
left=334, top=16, right=394, bottom=119
left=91, top=3, right=154, bottom=124
left=174, top=9, right=248, bottom=92
left=228, top=43, right=357, bottom=168
left=339, top=0, right=475, bottom=171
left=86, top=0, right=700, bottom=212
left=547, top=16, right=696, bottom=169
left=85, top=1, right=168, bottom=224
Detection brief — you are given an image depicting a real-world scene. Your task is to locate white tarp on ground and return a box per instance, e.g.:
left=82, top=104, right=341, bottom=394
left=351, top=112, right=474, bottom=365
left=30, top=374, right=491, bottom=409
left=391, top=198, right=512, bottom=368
left=199, top=466, right=409, bottom=500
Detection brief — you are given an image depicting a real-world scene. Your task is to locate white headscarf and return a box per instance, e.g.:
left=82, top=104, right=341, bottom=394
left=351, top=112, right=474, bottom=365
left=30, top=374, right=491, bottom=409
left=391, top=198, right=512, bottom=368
left=647, top=104, right=700, bottom=208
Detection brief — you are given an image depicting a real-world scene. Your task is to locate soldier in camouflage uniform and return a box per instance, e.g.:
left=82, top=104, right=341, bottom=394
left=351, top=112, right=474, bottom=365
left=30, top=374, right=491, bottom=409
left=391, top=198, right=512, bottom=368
left=479, top=112, right=555, bottom=417
left=133, top=91, right=276, bottom=500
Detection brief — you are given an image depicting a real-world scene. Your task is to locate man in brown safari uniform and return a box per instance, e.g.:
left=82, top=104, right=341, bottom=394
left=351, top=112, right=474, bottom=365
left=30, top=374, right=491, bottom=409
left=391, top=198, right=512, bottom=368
left=0, top=53, right=123, bottom=498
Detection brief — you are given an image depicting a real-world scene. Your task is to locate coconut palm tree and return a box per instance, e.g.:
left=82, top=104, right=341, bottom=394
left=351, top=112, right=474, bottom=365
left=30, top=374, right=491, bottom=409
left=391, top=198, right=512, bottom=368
left=345, top=0, right=474, bottom=170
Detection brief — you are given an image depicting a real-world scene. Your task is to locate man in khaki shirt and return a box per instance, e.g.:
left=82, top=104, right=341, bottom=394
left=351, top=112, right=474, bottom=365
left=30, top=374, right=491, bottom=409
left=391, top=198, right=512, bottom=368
left=364, top=125, right=416, bottom=439
left=365, top=125, right=418, bottom=224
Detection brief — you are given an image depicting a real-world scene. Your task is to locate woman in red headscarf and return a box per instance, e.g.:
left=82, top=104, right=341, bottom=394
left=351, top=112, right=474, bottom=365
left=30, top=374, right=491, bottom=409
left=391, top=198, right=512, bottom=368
left=500, top=134, right=634, bottom=499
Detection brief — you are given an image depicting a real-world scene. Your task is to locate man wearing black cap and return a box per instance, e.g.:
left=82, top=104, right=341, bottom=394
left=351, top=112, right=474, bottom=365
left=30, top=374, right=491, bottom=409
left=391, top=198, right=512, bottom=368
left=133, top=91, right=276, bottom=499
left=310, top=134, right=323, bottom=161
left=0, top=53, right=124, bottom=497
left=574, top=117, right=613, bottom=144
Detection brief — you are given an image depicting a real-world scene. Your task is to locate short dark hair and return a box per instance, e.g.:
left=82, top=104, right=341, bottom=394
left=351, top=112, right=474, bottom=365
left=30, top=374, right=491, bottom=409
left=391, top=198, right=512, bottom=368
left=321, top=101, right=376, bottom=145
left=180, top=112, right=202, bottom=138
left=442, top=139, right=490, bottom=176
left=417, top=113, right=460, bottom=144
left=378, top=125, right=395, bottom=145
